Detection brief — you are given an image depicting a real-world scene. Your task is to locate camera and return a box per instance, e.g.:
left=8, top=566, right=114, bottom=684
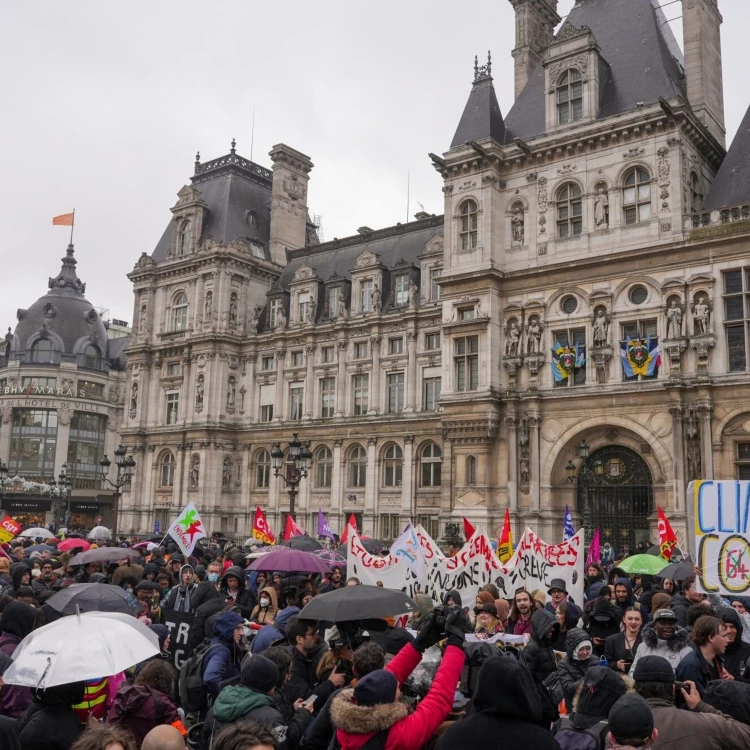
left=432, top=604, right=459, bottom=632
left=675, top=681, right=691, bottom=694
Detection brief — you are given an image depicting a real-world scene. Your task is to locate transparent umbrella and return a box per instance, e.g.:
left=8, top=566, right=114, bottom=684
left=19, top=527, right=54, bottom=539
left=87, top=526, right=112, bottom=541
left=3, top=611, right=159, bottom=689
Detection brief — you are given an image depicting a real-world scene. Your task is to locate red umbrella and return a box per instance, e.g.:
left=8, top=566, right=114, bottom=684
left=58, top=538, right=91, bottom=553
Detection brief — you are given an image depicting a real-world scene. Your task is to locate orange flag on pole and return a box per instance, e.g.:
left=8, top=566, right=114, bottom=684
left=52, top=212, right=75, bottom=226
left=657, top=506, right=678, bottom=560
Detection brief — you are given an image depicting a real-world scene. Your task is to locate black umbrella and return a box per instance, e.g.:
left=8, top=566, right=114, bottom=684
left=361, top=539, right=385, bottom=555
left=658, top=558, right=695, bottom=581
left=46, top=583, right=137, bottom=615
left=279, top=535, right=322, bottom=552
left=69, top=548, right=140, bottom=566
left=299, top=584, right=416, bottom=621
left=646, top=545, right=661, bottom=556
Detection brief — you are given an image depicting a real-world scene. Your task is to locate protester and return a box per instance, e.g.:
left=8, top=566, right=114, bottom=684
left=557, top=627, right=600, bottom=713
left=520, top=608, right=560, bottom=723
left=604, top=606, right=643, bottom=674
left=552, top=600, right=581, bottom=651
left=250, top=605, right=300, bottom=654
left=16, top=681, right=86, bottom=750
left=318, top=567, right=344, bottom=594
left=250, top=587, right=279, bottom=625
left=606, top=693, right=657, bottom=749
left=70, top=725, right=137, bottom=750
left=0, top=600, right=38, bottom=718
left=111, top=558, right=144, bottom=587
left=203, top=611, right=246, bottom=699
left=585, top=597, right=622, bottom=656
left=717, top=607, right=750, bottom=678
left=508, top=589, right=534, bottom=635
left=211, top=722, right=279, bottom=750
left=32, top=560, right=60, bottom=595
left=670, top=576, right=705, bottom=628
left=162, top=564, right=197, bottom=613
left=141, top=725, right=186, bottom=750
left=473, top=602, right=503, bottom=638
left=221, top=566, right=256, bottom=619
left=629, top=609, right=692, bottom=676
left=702, top=680, right=750, bottom=725
left=676, top=615, right=731, bottom=696
left=545, top=578, right=570, bottom=612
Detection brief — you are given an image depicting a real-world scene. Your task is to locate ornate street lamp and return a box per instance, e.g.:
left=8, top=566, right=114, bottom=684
left=566, top=440, right=604, bottom=544
left=100, top=445, right=136, bottom=538
left=270, top=433, right=311, bottom=522
left=48, top=464, right=72, bottom=529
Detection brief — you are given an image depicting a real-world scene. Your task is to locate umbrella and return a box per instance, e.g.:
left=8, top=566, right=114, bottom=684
left=69, top=547, right=139, bottom=566
left=133, top=541, right=157, bottom=551
left=280, top=535, right=323, bottom=552
left=646, top=545, right=661, bottom=556
left=3, top=611, right=158, bottom=688
left=57, top=538, right=91, bottom=553
left=88, top=526, right=112, bottom=541
left=658, top=558, right=695, bottom=581
left=245, top=545, right=296, bottom=559
left=46, top=583, right=137, bottom=615
left=617, top=554, right=668, bottom=576
left=313, top=549, right=347, bottom=566
left=24, top=544, right=58, bottom=555
left=248, top=549, right=330, bottom=574
left=299, top=584, right=416, bottom=621
left=19, top=527, right=54, bottom=539
left=361, top=539, right=385, bottom=555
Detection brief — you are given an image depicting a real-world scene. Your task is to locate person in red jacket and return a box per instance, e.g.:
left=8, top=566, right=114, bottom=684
left=330, top=607, right=468, bottom=750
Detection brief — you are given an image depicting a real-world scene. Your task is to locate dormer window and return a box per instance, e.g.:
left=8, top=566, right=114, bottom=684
left=83, top=345, right=100, bottom=370
left=31, top=339, right=53, bottom=364
left=269, top=298, right=281, bottom=329
left=298, top=292, right=311, bottom=323
left=327, top=286, right=341, bottom=319
left=178, top=219, right=192, bottom=255
left=557, top=69, right=583, bottom=125
left=361, top=279, right=373, bottom=313
left=459, top=200, right=478, bottom=250
left=394, top=273, right=409, bottom=306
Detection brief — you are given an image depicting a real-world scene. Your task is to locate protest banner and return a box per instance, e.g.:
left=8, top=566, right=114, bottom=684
left=162, top=610, right=195, bottom=669
left=689, top=480, right=750, bottom=595
left=0, top=516, right=21, bottom=544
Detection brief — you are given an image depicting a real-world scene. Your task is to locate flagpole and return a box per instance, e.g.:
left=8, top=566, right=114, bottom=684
left=70, top=209, right=75, bottom=246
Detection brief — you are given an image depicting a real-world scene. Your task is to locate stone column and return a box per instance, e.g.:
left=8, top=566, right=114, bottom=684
left=697, top=404, right=714, bottom=479
left=182, top=355, right=192, bottom=423
left=364, top=437, right=378, bottom=531
left=303, top=346, right=315, bottom=420
left=245, top=355, right=257, bottom=421
left=335, top=342, right=347, bottom=417
left=440, top=433, right=453, bottom=521
left=331, top=439, right=343, bottom=517
left=669, top=405, right=686, bottom=512
left=404, top=331, right=418, bottom=413
left=506, top=413, right=519, bottom=513
left=529, top=412, right=541, bottom=512
left=401, top=435, right=414, bottom=517
left=0, top=408, right=13, bottom=467
left=368, top=336, right=381, bottom=415
left=273, top=349, right=286, bottom=422
left=54, top=408, right=72, bottom=479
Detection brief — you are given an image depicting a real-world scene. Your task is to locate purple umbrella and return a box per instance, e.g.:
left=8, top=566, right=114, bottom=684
left=248, top=549, right=331, bottom=574
left=313, top=549, right=346, bottom=566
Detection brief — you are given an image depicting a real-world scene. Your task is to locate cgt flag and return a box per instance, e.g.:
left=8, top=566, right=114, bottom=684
left=252, top=506, right=276, bottom=545
left=497, top=508, right=514, bottom=563
left=168, top=502, right=207, bottom=557
left=657, top=505, right=678, bottom=560
left=282, top=514, right=304, bottom=541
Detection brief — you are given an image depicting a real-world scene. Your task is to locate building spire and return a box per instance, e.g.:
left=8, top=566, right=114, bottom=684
left=474, top=51, right=492, bottom=81
left=48, top=244, right=86, bottom=294
left=230, top=138, right=237, bottom=155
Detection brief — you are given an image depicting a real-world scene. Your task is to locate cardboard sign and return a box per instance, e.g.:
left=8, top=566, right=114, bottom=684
left=689, top=480, right=750, bottom=596
left=0, top=516, right=21, bottom=544
left=162, top=610, right=195, bottom=669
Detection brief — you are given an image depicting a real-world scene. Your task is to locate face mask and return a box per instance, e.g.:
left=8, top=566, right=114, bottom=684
left=208, top=573, right=219, bottom=583
left=260, top=597, right=271, bottom=607
left=125, top=586, right=133, bottom=593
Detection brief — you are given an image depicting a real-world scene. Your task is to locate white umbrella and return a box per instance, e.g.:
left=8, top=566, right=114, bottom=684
left=19, top=527, right=54, bottom=539
left=3, top=611, right=159, bottom=689
left=87, top=526, right=112, bottom=541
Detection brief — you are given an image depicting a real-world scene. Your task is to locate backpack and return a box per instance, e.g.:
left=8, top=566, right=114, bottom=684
left=553, top=717, right=609, bottom=750
left=179, top=641, right=220, bottom=713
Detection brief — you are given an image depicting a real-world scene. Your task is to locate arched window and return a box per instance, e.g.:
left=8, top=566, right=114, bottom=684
left=172, top=293, right=188, bottom=331
left=178, top=219, right=192, bottom=255
left=255, top=450, right=271, bottom=488
left=467, top=456, right=477, bottom=485
left=623, top=168, right=652, bottom=225
left=556, top=184, right=583, bottom=238
left=421, top=443, right=442, bottom=487
left=316, top=446, right=333, bottom=488
left=459, top=200, right=478, bottom=251
left=160, top=452, right=175, bottom=487
left=557, top=69, right=583, bottom=125
left=348, top=445, right=367, bottom=487
left=83, top=344, right=100, bottom=369
left=383, top=444, right=403, bottom=487
left=31, top=339, right=53, bottom=364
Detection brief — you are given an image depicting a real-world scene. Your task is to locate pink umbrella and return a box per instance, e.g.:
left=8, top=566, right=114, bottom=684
left=133, top=541, right=157, bottom=551
left=58, top=538, right=91, bottom=553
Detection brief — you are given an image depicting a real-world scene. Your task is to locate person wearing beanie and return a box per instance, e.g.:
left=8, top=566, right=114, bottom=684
left=629, top=609, right=693, bottom=677
left=203, top=653, right=313, bottom=749
left=650, top=592, right=673, bottom=615
left=633, top=654, right=750, bottom=748
left=162, top=564, right=197, bottom=614
left=556, top=627, right=599, bottom=713
left=330, top=607, right=468, bottom=750
left=606, top=693, right=657, bottom=749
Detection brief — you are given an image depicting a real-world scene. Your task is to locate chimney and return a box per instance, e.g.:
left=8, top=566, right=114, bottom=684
left=268, top=144, right=314, bottom=266
left=681, top=0, right=726, bottom=148
left=508, top=0, right=560, bottom=99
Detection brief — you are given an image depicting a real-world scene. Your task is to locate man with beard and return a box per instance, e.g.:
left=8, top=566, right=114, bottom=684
left=31, top=560, right=60, bottom=595
left=318, top=567, right=343, bottom=594
left=508, top=589, right=534, bottom=635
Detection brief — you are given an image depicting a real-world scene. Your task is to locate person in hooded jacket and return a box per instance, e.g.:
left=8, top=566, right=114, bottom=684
left=520, top=608, right=560, bottom=725
left=436, top=655, right=558, bottom=750
left=186, top=580, right=223, bottom=653
left=251, top=586, right=280, bottom=625
left=585, top=597, right=622, bottom=656
left=142, top=562, right=159, bottom=582
left=557, top=627, right=600, bottom=714
left=703, top=680, right=750, bottom=725
left=221, top=566, right=256, bottom=619
left=250, top=605, right=300, bottom=655
left=162, top=564, right=198, bottom=613
left=629, top=609, right=693, bottom=677
left=16, top=681, right=86, bottom=750
left=613, top=577, right=650, bottom=624
left=2, top=564, right=31, bottom=598
left=552, top=601, right=582, bottom=651
left=202, top=610, right=246, bottom=699
left=0, top=600, right=38, bottom=718
left=718, top=607, right=750, bottom=680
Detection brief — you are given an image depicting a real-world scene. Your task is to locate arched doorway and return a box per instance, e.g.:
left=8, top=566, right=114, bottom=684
left=577, top=445, right=653, bottom=555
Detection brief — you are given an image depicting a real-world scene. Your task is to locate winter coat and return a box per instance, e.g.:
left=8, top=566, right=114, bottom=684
left=304, top=686, right=345, bottom=750
left=1, top=565, right=30, bottom=597
left=202, top=611, right=245, bottom=698
left=670, top=593, right=691, bottom=628
left=612, top=578, right=650, bottom=624
left=251, top=606, right=300, bottom=655
left=520, top=609, right=559, bottom=683
left=31, top=576, right=60, bottom=595
left=250, top=586, right=280, bottom=625
left=16, top=682, right=85, bottom=750
left=0, top=601, right=38, bottom=719
left=559, top=666, right=626, bottom=734
left=628, top=623, right=693, bottom=677
left=283, top=641, right=337, bottom=712
left=0, top=715, right=20, bottom=750
left=551, top=602, right=583, bottom=651
left=436, top=655, right=558, bottom=750
left=332, top=642, right=465, bottom=750
left=719, top=607, right=750, bottom=679
left=645, top=696, right=750, bottom=750
left=703, top=680, right=750, bottom=725
left=108, top=683, right=180, bottom=748
left=187, top=584, right=223, bottom=653
left=675, top=648, right=721, bottom=697
left=162, top=565, right=198, bottom=613
left=220, top=566, right=256, bottom=619
left=603, top=631, right=642, bottom=673
left=557, top=628, right=599, bottom=713
left=270, top=689, right=313, bottom=749
left=111, top=562, right=144, bottom=586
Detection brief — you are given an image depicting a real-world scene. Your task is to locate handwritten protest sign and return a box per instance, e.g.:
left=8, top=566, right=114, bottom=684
left=689, top=480, right=750, bottom=595
left=162, top=610, right=195, bottom=669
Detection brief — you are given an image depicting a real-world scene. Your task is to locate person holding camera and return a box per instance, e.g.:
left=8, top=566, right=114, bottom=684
left=330, top=606, right=468, bottom=750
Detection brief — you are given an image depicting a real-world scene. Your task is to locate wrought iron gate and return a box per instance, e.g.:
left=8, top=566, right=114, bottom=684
left=577, top=445, right=653, bottom=554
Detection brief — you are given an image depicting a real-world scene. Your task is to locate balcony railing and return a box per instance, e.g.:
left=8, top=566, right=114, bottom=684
left=685, top=203, right=750, bottom=231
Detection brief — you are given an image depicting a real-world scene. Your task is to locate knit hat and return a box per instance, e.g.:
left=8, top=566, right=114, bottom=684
left=651, top=593, right=673, bottom=613
left=633, top=655, right=675, bottom=683
left=354, top=669, right=398, bottom=706
left=531, top=589, right=546, bottom=607
left=476, top=591, right=494, bottom=607
left=608, top=694, right=654, bottom=743
left=385, top=628, right=414, bottom=656
left=241, top=654, right=279, bottom=693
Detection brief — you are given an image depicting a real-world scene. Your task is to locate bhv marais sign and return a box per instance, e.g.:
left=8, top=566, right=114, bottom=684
left=0, top=385, right=104, bottom=412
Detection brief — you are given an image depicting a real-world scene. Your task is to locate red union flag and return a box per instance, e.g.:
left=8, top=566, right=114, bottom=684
left=658, top=505, right=678, bottom=560
left=0, top=515, right=21, bottom=544
left=252, top=507, right=275, bottom=545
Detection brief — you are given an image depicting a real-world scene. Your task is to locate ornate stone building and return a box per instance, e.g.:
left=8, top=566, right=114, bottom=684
left=120, top=0, right=750, bottom=551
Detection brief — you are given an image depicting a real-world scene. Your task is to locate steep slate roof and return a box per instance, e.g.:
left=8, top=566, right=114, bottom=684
left=451, top=70, right=506, bottom=148
left=704, top=104, right=750, bottom=210
left=503, top=0, right=686, bottom=142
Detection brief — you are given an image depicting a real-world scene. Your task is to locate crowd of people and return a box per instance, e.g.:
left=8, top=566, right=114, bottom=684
left=1, top=533, right=750, bottom=749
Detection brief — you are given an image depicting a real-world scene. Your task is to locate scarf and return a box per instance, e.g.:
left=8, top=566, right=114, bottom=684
left=174, top=583, right=193, bottom=612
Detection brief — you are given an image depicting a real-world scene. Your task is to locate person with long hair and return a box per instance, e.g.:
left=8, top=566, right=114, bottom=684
left=604, top=606, right=644, bottom=673
left=552, top=600, right=581, bottom=651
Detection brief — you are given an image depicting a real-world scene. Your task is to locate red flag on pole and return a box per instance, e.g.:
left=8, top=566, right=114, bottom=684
left=497, top=509, right=514, bottom=563
left=657, top=506, right=678, bottom=560
left=463, top=516, right=476, bottom=540
left=282, top=514, right=304, bottom=541
left=340, top=513, right=358, bottom=544
left=252, top=507, right=275, bottom=545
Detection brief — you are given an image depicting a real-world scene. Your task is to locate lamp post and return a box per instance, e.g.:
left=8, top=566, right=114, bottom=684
left=100, top=445, right=136, bottom=539
left=270, top=433, right=312, bottom=524
left=565, top=439, right=604, bottom=545
left=48, top=464, right=72, bottom=531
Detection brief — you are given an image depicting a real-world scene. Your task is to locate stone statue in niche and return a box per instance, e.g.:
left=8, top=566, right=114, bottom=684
left=205, top=292, right=213, bottom=319
left=505, top=322, right=521, bottom=356
left=666, top=300, right=683, bottom=339
left=594, top=189, right=609, bottom=228
left=693, top=297, right=710, bottom=335
left=371, top=284, right=382, bottom=313
left=307, top=298, right=316, bottom=322
left=409, top=280, right=419, bottom=309
left=229, top=296, right=238, bottom=325
left=277, top=306, right=287, bottom=329
left=4, top=328, right=11, bottom=360
left=195, top=376, right=204, bottom=409
left=227, top=378, right=235, bottom=408
left=526, top=318, right=543, bottom=354
left=512, top=208, right=524, bottom=244
left=222, top=458, right=232, bottom=488
left=189, top=456, right=200, bottom=489
left=686, top=439, right=701, bottom=481
left=519, top=452, right=530, bottom=485
left=129, top=382, right=138, bottom=413
left=338, top=296, right=348, bottom=319
left=248, top=308, right=260, bottom=334
left=593, top=310, right=610, bottom=347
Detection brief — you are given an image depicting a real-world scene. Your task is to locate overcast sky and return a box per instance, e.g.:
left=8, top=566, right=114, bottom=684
left=2, top=1, right=747, bottom=331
